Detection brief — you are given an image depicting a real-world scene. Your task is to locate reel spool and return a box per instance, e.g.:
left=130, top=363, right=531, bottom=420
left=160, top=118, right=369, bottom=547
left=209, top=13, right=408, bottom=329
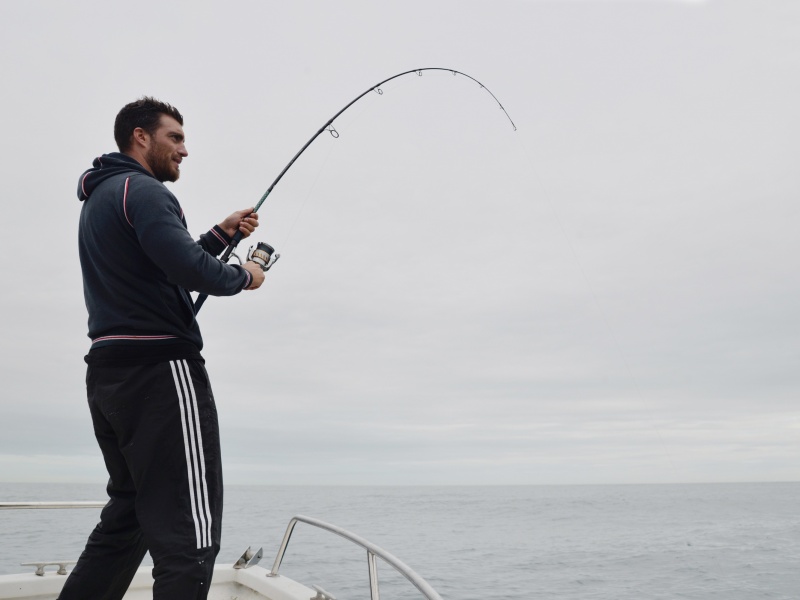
left=246, top=242, right=280, bottom=271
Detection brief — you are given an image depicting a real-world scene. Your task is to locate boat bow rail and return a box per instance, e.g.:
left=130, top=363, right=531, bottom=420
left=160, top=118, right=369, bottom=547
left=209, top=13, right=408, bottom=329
left=1, top=504, right=444, bottom=600
left=270, top=514, right=443, bottom=600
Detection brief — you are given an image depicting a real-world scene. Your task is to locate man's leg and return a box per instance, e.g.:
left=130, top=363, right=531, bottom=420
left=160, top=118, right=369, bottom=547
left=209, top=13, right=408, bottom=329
left=58, top=364, right=149, bottom=600
left=130, top=359, right=223, bottom=600
left=60, top=358, right=222, bottom=600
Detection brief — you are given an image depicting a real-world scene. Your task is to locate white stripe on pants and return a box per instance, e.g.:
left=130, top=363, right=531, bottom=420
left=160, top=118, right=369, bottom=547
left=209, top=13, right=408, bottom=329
left=171, top=360, right=213, bottom=549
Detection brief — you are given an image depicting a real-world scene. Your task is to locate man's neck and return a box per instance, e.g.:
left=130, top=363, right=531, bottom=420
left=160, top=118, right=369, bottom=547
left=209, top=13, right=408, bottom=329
left=124, top=149, right=154, bottom=177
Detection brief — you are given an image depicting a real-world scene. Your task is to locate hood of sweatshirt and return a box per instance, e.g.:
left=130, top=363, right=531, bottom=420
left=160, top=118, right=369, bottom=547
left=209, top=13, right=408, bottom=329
left=77, top=153, right=153, bottom=201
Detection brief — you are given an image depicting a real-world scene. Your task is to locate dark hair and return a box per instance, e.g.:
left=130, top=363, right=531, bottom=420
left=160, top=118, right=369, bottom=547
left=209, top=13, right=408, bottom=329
left=114, top=97, right=184, bottom=152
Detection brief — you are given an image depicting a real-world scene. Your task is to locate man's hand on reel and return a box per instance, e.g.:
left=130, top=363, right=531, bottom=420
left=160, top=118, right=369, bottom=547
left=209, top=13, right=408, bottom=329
left=242, top=261, right=266, bottom=290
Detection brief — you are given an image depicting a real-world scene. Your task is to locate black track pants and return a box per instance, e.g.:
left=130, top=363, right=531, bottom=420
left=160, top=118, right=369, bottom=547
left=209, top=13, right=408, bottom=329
left=58, top=359, right=223, bottom=600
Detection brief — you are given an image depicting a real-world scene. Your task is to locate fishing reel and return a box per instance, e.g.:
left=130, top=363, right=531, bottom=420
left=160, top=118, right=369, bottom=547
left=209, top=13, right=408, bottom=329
left=231, top=241, right=280, bottom=272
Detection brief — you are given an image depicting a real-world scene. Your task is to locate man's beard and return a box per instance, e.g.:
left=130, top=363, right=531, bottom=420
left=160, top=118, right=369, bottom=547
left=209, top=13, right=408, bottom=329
left=146, top=145, right=180, bottom=183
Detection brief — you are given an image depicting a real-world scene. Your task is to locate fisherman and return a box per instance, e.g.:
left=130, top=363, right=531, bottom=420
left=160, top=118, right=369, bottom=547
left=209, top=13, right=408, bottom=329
left=59, top=97, right=265, bottom=600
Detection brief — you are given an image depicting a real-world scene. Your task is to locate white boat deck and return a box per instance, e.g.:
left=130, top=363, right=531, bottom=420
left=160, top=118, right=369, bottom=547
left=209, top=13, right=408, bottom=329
left=0, top=564, right=317, bottom=600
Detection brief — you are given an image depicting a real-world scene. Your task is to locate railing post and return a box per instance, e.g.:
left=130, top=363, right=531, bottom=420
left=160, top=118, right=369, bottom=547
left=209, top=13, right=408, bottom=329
left=367, top=550, right=380, bottom=600
left=268, top=517, right=299, bottom=577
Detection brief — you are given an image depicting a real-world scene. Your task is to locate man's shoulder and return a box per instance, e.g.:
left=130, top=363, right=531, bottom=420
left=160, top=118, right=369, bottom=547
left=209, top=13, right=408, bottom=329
left=125, top=174, right=177, bottom=203
left=123, top=176, right=184, bottom=226
left=86, top=173, right=171, bottom=211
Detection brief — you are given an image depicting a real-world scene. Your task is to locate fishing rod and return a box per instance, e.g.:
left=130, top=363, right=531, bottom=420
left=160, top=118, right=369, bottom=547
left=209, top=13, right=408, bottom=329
left=195, top=67, right=516, bottom=312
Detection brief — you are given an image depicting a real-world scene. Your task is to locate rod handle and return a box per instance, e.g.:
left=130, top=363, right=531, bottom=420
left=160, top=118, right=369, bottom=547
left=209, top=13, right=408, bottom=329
left=220, top=230, right=245, bottom=263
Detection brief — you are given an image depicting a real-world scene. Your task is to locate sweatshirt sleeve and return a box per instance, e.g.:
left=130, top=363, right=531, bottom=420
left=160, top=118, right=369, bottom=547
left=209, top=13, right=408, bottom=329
left=198, top=225, right=232, bottom=256
left=123, top=177, right=250, bottom=296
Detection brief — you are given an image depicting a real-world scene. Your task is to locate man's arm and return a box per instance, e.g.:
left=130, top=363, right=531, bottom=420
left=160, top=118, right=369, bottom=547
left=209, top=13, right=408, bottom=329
left=125, top=179, right=259, bottom=295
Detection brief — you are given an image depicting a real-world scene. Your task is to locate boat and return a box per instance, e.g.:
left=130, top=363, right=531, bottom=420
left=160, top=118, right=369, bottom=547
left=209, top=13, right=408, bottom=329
left=0, top=503, right=443, bottom=600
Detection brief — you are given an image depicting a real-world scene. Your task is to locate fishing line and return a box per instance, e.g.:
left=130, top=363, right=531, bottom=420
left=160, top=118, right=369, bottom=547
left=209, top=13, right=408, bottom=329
left=277, top=135, right=337, bottom=252
left=516, top=130, right=684, bottom=479
left=513, top=132, right=732, bottom=587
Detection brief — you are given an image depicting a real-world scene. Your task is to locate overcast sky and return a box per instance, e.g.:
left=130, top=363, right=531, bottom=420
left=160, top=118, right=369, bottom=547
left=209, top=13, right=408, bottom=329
left=0, top=0, right=797, bottom=486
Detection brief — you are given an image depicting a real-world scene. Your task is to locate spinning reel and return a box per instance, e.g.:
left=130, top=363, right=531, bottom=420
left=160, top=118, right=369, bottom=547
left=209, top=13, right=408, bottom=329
left=231, top=241, right=280, bottom=272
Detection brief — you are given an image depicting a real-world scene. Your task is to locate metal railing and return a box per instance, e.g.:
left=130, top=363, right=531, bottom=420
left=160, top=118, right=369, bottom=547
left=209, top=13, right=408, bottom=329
left=269, top=514, right=443, bottom=600
left=0, top=501, right=106, bottom=576
left=0, top=501, right=106, bottom=510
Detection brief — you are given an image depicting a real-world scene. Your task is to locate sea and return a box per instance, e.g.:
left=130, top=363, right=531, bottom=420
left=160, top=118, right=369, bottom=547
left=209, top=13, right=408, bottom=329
left=1, top=482, right=798, bottom=599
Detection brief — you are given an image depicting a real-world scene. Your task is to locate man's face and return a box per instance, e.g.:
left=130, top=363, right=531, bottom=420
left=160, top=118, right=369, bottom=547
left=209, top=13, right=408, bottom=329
left=145, top=115, right=188, bottom=183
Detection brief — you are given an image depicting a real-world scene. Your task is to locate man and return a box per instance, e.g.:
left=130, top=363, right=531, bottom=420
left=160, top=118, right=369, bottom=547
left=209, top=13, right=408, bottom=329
left=59, top=97, right=265, bottom=600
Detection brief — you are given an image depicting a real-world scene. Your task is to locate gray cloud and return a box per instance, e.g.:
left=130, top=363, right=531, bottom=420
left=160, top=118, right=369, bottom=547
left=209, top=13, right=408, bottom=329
left=1, top=0, right=798, bottom=485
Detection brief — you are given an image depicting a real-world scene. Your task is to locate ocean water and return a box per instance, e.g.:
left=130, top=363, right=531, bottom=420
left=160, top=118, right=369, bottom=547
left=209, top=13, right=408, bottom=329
left=1, top=482, right=798, bottom=599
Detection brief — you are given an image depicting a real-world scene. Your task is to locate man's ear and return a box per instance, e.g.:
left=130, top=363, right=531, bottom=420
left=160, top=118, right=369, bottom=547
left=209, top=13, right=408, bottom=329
left=131, top=126, right=150, bottom=149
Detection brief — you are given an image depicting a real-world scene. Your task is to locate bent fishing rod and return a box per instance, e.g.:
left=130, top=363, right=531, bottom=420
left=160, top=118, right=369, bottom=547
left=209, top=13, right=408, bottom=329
left=194, top=67, right=516, bottom=312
